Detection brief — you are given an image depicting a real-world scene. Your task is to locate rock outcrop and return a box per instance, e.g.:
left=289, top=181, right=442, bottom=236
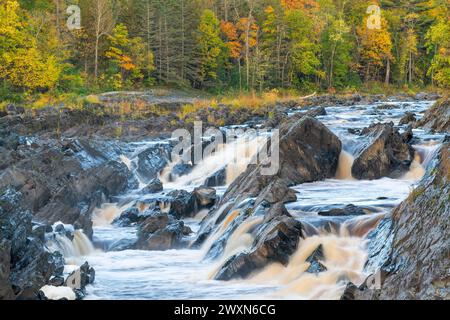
left=215, top=216, right=303, bottom=280
left=0, top=137, right=132, bottom=238
left=351, top=122, right=415, bottom=180
left=398, top=112, right=416, bottom=126
left=195, top=116, right=341, bottom=264
left=0, top=189, right=65, bottom=300
left=343, top=138, right=449, bottom=300
left=133, top=210, right=191, bottom=251
left=223, top=116, right=341, bottom=205
left=415, top=98, right=450, bottom=133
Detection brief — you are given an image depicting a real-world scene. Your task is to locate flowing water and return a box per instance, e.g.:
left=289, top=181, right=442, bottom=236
left=51, top=100, right=444, bottom=300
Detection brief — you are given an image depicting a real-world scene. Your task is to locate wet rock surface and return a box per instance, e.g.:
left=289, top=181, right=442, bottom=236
left=195, top=116, right=340, bottom=259
left=134, top=210, right=191, bottom=251
left=214, top=215, right=303, bottom=280
left=0, top=189, right=64, bottom=300
left=343, top=139, right=450, bottom=300
left=0, top=135, right=132, bottom=238
left=415, top=98, right=449, bottom=133
left=306, top=244, right=327, bottom=273
left=318, top=204, right=367, bottom=217
left=223, top=116, right=341, bottom=205
left=398, top=112, right=417, bottom=126
left=351, top=122, right=415, bottom=180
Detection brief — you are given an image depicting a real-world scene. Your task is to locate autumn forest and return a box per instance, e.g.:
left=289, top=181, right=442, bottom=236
left=0, top=0, right=449, bottom=103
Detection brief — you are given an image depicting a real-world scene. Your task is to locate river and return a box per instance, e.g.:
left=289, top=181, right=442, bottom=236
left=50, top=99, right=443, bottom=300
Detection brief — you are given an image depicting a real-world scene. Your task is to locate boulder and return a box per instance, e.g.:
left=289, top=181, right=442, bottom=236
left=305, top=244, right=327, bottom=273
left=140, top=178, right=163, bottom=194
left=136, top=144, right=171, bottom=182
left=398, top=112, right=416, bottom=126
left=112, top=207, right=144, bottom=227
left=134, top=210, right=188, bottom=251
left=193, top=187, right=217, bottom=208
left=318, top=204, right=366, bottom=217
left=65, top=261, right=95, bottom=290
left=351, top=122, right=415, bottom=180
left=204, top=167, right=227, bottom=187
left=415, top=98, right=450, bottom=133
left=223, top=116, right=341, bottom=205
left=166, top=190, right=197, bottom=218
left=214, top=215, right=303, bottom=280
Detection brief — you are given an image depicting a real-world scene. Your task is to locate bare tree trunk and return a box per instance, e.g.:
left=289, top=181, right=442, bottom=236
left=147, top=0, right=152, bottom=79
left=55, top=0, right=60, bottom=39
left=94, top=36, right=99, bottom=80
left=329, top=44, right=337, bottom=88
left=408, top=51, right=413, bottom=84
left=158, top=18, right=162, bottom=81
left=224, top=0, right=228, bottom=21
left=164, top=12, right=169, bottom=81
left=385, top=59, right=391, bottom=85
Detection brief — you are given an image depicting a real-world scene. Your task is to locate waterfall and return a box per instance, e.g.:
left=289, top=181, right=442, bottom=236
left=340, top=213, right=385, bottom=238
left=47, top=229, right=95, bottom=259
left=162, top=135, right=266, bottom=188
left=246, top=234, right=368, bottom=299
left=222, top=216, right=263, bottom=258
left=207, top=215, right=263, bottom=280
left=92, top=202, right=133, bottom=226
left=335, top=151, right=355, bottom=180
left=201, top=209, right=241, bottom=257
left=403, top=143, right=441, bottom=181
left=119, top=155, right=132, bottom=170
left=402, top=152, right=425, bottom=180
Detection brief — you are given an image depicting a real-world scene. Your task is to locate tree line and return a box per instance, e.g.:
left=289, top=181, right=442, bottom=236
left=0, top=0, right=449, bottom=100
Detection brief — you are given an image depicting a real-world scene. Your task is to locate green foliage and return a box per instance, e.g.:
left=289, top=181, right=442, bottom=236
left=0, top=0, right=61, bottom=94
left=0, top=0, right=448, bottom=103
left=196, top=9, right=226, bottom=88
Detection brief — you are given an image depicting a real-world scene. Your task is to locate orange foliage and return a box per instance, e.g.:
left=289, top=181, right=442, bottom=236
left=220, top=21, right=242, bottom=59
left=281, top=0, right=319, bottom=13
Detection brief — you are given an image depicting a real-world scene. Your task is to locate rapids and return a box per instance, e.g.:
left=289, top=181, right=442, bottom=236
left=56, top=99, right=443, bottom=300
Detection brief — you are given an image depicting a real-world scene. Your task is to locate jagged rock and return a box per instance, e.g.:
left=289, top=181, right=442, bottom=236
left=195, top=116, right=340, bottom=254
left=136, top=144, right=171, bottom=182
left=0, top=188, right=64, bottom=300
left=344, top=139, right=450, bottom=300
left=398, top=112, right=417, bottom=126
left=65, top=261, right=95, bottom=290
left=351, top=122, right=415, bottom=180
left=48, top=276, right=65, bottom=287
left=193, top=187, right=217, bottom=208
left=414, top=92, right=441, bottom=101
left=166, top=190, right=197, bottom=218
left=5, top=104, right=25, bottom=115
left=171, top=163, right=193, bottom=179
left=113, top=207, right=144, bottom=227
left=140, top=178, right=163, bottom=194
left=415, top=98, right=450, bottom=133
left=401, top=125, right=414, bottom=143
left=204, top=167, right=227, bottom=187
left=214, top=215, right=303, bottom=280
left=134, top=210, right=187, bottom=251
left=318, top=204, right=366, bottom=217
left=223, top=116, right=341, bottom=205
left=306, top=244, right=327, bottom=273
left=0, top=138, right=131, bottom=238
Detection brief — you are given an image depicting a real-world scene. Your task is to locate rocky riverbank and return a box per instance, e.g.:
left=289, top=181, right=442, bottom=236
left=0, top=91, right=448, bottom=300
